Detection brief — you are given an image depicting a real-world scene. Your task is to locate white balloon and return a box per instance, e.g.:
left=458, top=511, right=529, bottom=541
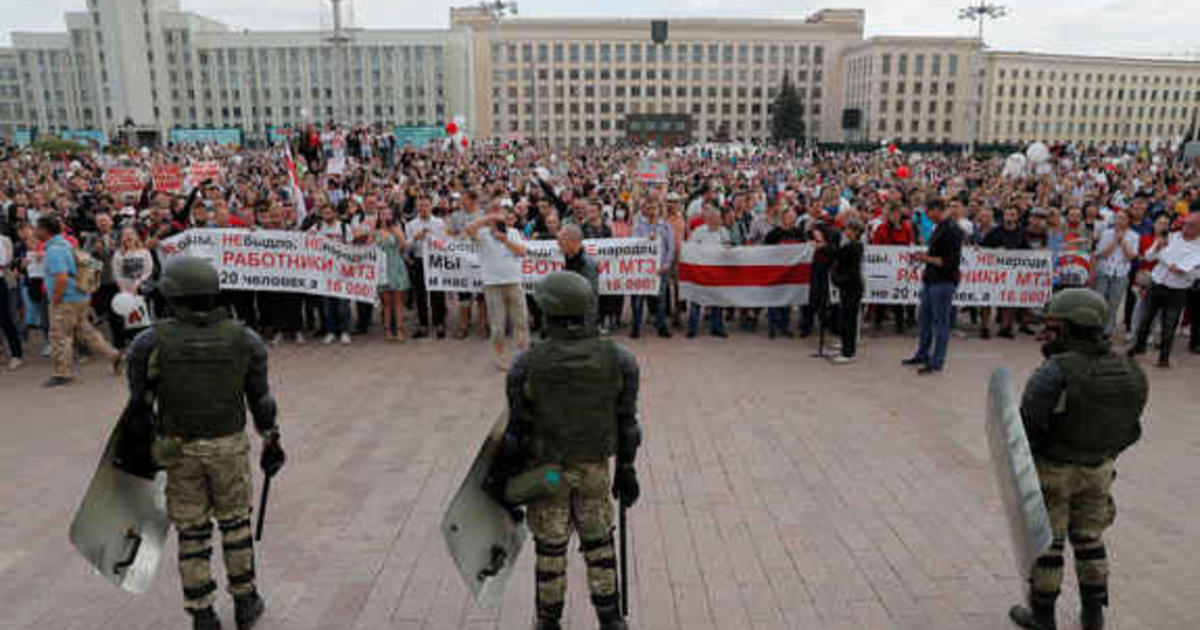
left=1026, top=142, right=1050, bottom=164
left=111, top=292, right=139, bottom=317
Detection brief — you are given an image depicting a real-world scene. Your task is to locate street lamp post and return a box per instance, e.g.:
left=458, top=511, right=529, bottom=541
left=958, top=2, right=1008, bottom=154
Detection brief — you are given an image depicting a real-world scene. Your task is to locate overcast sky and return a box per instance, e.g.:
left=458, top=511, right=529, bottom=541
left=2, top=0, right=1198, bottom=60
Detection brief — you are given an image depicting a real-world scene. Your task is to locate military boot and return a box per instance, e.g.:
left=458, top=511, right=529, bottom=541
left=599, top=620, right=629, bottom=630
left=233, top=591, right=265, bottom=630
left=531, top=618, right=561, bottom=630
left=1080, top=603, right=1104, bottom=630
left=188, top=607, right=221, bottom=630
left=1009, top=601, right=1057, bottom=630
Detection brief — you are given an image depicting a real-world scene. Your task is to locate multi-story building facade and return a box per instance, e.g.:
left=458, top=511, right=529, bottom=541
left=842, top=37, right=983, bottom=145
left=451, top=6, right=865, bottom=148
left=979, top=51, right=1200, bottom=147
left=1, top=3, right=1198, bottom=148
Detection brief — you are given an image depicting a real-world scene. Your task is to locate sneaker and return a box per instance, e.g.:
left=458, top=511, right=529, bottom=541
left=980, top=327, right=992, bottom=340
left=7, top=357, right=21, bottom=371
left=41, top=343, right=51, bottom=358
left=295, top=332, right=306, bottom=345
left=436, top=327, right=447, bottom=340
left=1124, top=331, right=1135, bottom=343
left=998, top=328, right=1016, bottom=339
left=323, top=333, right=336, bottom=345
left=657, top=327, right=672, bottom=339
left=43, top=376, right=74, bottom=388
left=1156, top=357, right=1170, bottom=369
left=270, top=332, right=284, bottom=347
left=712, top=330, right=728, bottom=339
left=831, top=355, right=854, bottom=365
left=340, top=332, right=352, bottom=345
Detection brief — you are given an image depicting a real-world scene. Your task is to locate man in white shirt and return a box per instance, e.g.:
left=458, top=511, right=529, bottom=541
left=1092, top=211, right=1140, bottom=336
left=467, top=199, right=529, bottom=368
left=686, top=207, right=732, bottom=339
left=1129, top=213, right=1200, bottom=367
left=405, top=196, right=448, bottom=339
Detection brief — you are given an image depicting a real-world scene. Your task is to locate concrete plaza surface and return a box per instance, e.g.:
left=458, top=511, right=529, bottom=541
left=1, top=332, right=1197, bottom=630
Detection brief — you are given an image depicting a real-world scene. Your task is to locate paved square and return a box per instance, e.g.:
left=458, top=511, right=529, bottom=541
left=1, top=332, right=1196, bottom=629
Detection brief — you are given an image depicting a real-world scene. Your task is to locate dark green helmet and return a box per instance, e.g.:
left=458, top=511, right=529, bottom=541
left=160, top=257, right=219, bottom=300
left=1045, top=288, right=1107, bottom=328
left=534, top=271, right=594, bottom=318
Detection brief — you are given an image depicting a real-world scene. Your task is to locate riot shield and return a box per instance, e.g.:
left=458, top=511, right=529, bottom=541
left=986, top=367, right=1054, bottom=577
left=441, top=413, right=529, bottom=608
left=69, top=420, right=170, bottom=594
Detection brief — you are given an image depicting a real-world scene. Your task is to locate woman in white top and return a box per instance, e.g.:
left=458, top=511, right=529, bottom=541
left=113, top=227, right=154, bottom=294
left=0, top=232, right=23, bottom=368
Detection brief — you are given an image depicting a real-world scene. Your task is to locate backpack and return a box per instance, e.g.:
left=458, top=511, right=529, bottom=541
left=72, top=247, right=103, bottom=294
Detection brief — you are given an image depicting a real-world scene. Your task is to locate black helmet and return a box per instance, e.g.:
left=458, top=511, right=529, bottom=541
left=160, top=257, right=219, bottom=300
left=534, top=271, right=594, bottom=318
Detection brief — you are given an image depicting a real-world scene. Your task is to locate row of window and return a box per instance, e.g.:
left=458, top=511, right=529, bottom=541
left=495, top=84, right=821, bottom=101
left=879, top=99, right=957, bottom=115
left=879, top=53, right=961, bottom=78
left=192, top=46, right=444, bottom=69
left=994, top=102, right=1194, bottom=120
left=996, top=67, right=1199, bottom=86
left=493, top=100, right=817, bottom=117
left=991, top=120, right=1190, bottom=138
left=876, top=118, right=954, bottom=134
left=492, top=42, right=826, bottom=66
left=168, top=86, right=443, bottom=103
left=490, top=117, right=816, bottom=137
left=495, top=67, right=823, bottom=85
left=995, top=83, right=1200, bottom=103
left=173, top=103, right=441, bottom=120
left=879, top=81, right=957, bottom=96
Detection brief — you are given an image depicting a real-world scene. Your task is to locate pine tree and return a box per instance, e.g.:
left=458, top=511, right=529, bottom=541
left=771, top=72, right=806, bottom=144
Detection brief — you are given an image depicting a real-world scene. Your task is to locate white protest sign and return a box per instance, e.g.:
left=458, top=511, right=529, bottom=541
left=423, top=237, right=661, bottom=295
left=863, top=246, right=1054, bottom=307
left=158, top=229, right=383, bottom=304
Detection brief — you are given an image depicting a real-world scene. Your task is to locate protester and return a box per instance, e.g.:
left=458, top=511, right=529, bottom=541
left=763, top=207, right=807, bottom=338
left=406, top=196, right=448, bottom=339
left=830, top=218, right=865, bottom=364
left=903, top=198, right=963, bottom=375
left=377, top=212, right=411, bottom=341
left=1093, top=211, right=1140, bottom=337
left=0, top=229, right=22, bottom=369
left=466, top=200, right=529, bottom=368
left=631, top=200, right=674, bottom=339
left=1129, top=213, right=1200, bottom=368
left=558, top=224, right=600, bottom=328
left=980, top=206, right=1032, bottom=339
left=37, top=216, right=122, bottom=387
left=686, top=207, right=731, bottom=339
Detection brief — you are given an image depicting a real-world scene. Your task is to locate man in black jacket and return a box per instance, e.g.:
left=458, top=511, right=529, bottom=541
left=903, top=198, right=963, bottom=374
left=830, top=218, right=865, bottom=363
left=557, top=224, right=599, bottom=327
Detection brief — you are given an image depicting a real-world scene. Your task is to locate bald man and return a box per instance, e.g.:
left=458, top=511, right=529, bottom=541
left=557, top=224, right=600, bottom=327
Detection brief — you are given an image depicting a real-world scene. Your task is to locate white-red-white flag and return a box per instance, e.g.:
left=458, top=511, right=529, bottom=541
left=678, top=244, right=814, bottom=307
left=284, top=144, right=307, bottom=227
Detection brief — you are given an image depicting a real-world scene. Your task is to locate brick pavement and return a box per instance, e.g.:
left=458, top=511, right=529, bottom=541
left=0, top=330, right=1197, bottom=629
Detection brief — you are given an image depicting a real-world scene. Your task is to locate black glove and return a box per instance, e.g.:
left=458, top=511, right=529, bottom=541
left=612, top=464, right=640, bottom=508
left=260, top=436, right=286, bottom=477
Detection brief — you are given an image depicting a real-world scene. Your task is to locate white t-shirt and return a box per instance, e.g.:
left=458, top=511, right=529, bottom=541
left=1094, top=228, right=1139, bottom=277
left=1150, top=232, right=1200, bottom=289
left=405, top=216, right=445, bottom=258
left=688, top=224, right=732, bottom=246
left=476, top=226, right=525, bottom=286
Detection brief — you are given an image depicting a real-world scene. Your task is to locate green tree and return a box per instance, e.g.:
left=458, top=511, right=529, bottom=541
left=771, top=72, right=806, bottom=144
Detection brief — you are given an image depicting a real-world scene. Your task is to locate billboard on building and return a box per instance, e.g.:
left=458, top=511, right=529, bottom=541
left=61, top=129, right=108, bottom=148
left=168, top=128, right=244, bottom=146
left=394, top=126, right=446, bottom=148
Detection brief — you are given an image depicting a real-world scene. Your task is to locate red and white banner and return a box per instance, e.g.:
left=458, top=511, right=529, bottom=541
left=152, top=164, right=183, bottom=193
left=680, top=244, right=814, bottom=307
left=103, top=168, right=143, bottom=194
left=681, top=244, right=1056, bottom=308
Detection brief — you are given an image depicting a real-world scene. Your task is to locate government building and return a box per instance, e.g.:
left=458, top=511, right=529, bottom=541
left=2, top=1, right=1198, bottom=149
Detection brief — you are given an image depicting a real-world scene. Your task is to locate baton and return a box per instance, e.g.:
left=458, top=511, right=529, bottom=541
left=255, top=474, right=271, bottom=542
left=619, top=501, right=629, bottom=618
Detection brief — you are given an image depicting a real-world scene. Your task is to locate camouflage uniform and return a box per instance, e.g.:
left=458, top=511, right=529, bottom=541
left=121, top=258, right=280, bottom=630
left=1011, top=289, right=1147, bottom=630
left=494, top=271, right=641, bottom=630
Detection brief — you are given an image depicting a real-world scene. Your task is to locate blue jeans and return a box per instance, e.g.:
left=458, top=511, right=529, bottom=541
left=915, top=282, right=957, bottom=369
left=322, top=297, right=351, bottom=335
left=687, top=304, right=725, bottom=336
left=631, top=277, right=669, bottom=334
left=767, top=307, right=792, bottom=334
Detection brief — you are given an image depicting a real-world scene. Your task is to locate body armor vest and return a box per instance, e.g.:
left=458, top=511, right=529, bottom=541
left=154, top=318, right=251, bottom=440
left=1043, top=349, right=1145, bottom=465
left=526, top=336, right=622, bottom=464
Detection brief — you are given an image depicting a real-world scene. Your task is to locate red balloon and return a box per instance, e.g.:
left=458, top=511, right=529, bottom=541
left=888, top=144, right=897, bottom=155
left=461, top=135, right=469, bottom=148
left=896, top=165, right=911, bottom=179
left=445, top=122, right=458, bottom=136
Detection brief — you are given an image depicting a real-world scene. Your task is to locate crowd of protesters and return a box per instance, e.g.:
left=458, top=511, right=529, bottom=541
left=2, top=128, right=1199, bottom=386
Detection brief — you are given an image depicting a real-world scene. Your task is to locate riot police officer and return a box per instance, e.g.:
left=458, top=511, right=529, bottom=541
left=121, top=257, right=285, bottom=630
left=1009, top=289, right=1147, bottom=630
left=490, top=271, right=641, bottom=630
